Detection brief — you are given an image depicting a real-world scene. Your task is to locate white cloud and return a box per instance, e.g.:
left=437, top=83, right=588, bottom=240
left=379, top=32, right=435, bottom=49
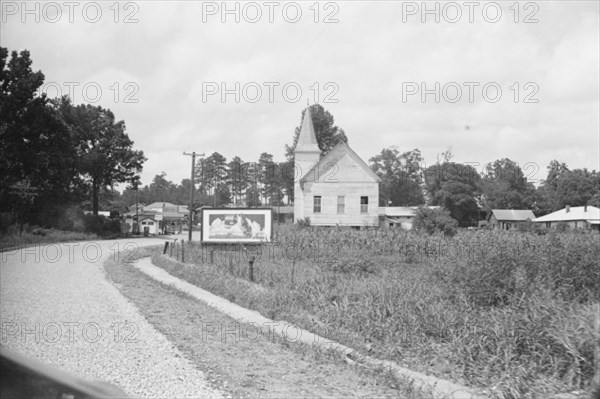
left=2, top=1, right=598, bottom=186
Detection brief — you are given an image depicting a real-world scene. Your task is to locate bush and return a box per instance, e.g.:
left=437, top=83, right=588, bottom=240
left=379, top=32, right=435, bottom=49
left=515, top=220, right=545, bottom=235
left=329, top=251, right=379, bottom=276
left=413, top=207, right=458, bottom=237
left=296, top=217, right=311, bottom=228
left=555, top=221, right=570, bottom=232
left=0, top=212, right=16, bottom=233
left=82, top=215, right=121, bottom=238
left=34, top=205, right=86, bottom=232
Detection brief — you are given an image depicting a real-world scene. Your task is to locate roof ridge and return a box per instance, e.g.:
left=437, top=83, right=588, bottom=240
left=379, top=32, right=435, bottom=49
left=299, top=141, right=381, bottom=183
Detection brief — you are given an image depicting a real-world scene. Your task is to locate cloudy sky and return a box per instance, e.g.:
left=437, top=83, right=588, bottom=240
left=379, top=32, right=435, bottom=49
left=2, top=1, right=598, bottom=186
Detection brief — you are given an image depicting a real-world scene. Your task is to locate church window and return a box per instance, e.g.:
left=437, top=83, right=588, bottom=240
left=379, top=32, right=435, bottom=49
left=337, top=196, right=345, bottom=213
left=313, top=196, right=322, bottom=213
left=360, top=196, right=368, bottom=213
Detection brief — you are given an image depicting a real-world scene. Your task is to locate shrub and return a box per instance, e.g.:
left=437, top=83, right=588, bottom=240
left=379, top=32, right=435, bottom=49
left=82, top=215, right=121, bottom=238
left=33, top=204, right=87, bottom=232
left=296, top=216, right=311, bottom=228
left=555, top=221, right=570, bottom=232
left=413, top=207, right=458, bottom=237
left=329, top=251, right=379, bottom=276
left=0, top=212, right=16, bottom=233
left=515, top=220, right=545, bottom=235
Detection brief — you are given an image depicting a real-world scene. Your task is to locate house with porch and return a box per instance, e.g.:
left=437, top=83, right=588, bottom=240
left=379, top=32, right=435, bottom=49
left=533, top=205, right=600, bottom=231
left=486, top=209, right=536, bottom=230
left=293, top=106, right=381, bottom=227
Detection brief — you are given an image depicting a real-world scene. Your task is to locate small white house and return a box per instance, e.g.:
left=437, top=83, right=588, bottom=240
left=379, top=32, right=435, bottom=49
left=379, top=206, right=441, bottom=230
left=138, top=216, right=159, bottom=235
left=380, top=207, right=416, bottom=229
left=293, top=106, right=381, bottom=227
left=533, top=205, right=600, bottom=230
left=487, top=209, right=536, bottom=230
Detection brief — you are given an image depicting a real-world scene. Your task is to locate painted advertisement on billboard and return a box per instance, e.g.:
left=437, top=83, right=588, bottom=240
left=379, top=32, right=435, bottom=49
left=201, top=208, right=273, bottom=243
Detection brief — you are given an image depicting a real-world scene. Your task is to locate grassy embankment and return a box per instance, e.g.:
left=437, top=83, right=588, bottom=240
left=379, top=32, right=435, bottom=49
left=154, top=226, right=600, bottom=399
left=0, top=224, right=98, bottom=250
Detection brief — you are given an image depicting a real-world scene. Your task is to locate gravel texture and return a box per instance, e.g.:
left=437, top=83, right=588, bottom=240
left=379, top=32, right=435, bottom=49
left=0, top=237, right=223, bottom=398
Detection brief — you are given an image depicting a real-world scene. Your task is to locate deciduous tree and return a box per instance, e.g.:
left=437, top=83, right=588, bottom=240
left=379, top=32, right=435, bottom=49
left=370, top=147, right=424, bottom=206
left=423, top=162, right=482, bottom=226
left=1, top=48, right=77, bottom=219
left=59, top=101, right=146, bottom=215
left=481, top=158, right=535, bottom=211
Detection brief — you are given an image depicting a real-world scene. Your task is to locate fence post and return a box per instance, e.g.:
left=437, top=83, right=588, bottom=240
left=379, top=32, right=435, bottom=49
left=209, top=249, right=214, bottom=264
left=249, top=255, right=255, bottom=282
left=170, top=239, right=177, bottom=257
left=163, top=241, right=169, bottom=254
left=181, top=241, right=185, bottom=263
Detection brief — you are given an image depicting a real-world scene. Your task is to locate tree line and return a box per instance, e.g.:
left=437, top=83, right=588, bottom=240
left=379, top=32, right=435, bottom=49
left=0, top=48, right=145, bottom=231
left=2, top=47, right=598, bottom=231
left=119, top=145, right=599, bottom=228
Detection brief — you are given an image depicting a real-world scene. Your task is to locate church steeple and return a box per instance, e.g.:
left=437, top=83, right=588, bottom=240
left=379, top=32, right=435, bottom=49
left=293, top=106, right=321, bottom=221
left=295, top=106, right=320, bottom=154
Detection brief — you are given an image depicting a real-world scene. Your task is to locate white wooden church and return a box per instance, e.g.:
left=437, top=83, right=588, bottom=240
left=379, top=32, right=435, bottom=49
left=293, top=106, right=381, bottom=227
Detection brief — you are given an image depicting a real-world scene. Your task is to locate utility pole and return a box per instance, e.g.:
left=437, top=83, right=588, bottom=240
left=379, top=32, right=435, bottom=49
left=183, top=152, right=204, bottom=242
left=135, top=187, right=139, bottom=235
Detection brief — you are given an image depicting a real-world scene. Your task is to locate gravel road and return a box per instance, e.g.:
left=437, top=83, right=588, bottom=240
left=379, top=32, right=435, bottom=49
left=1, top=235, right=223, bottom=398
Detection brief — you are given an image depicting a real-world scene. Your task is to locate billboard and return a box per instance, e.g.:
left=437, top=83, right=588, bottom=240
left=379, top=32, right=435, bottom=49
left=201, top=208, right=273, bottom=243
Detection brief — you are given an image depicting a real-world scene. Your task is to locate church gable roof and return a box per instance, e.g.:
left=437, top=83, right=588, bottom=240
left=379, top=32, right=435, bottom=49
left=300, top=141, right=381, bottom=184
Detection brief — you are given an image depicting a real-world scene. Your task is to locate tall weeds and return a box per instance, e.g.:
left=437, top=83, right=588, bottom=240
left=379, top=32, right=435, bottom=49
left=161, top=226, right=599, bottom=398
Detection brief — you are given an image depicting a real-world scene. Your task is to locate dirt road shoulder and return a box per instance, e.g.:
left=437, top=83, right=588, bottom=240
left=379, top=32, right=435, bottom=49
left=104, top=250, right=421, bottom=399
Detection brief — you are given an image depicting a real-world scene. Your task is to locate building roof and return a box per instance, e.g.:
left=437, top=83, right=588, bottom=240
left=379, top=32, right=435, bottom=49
left=123, top=208, right=186, bottom=221
left=145, top=202, right=177, bottom=210
left=294, top=106, right=320, bottom=154
left=533, top=206, right=600, bottom=223
left=489, top=209, right=536, bottom=222
left=378, top=206, right=441, bottom=217
left=128, top=203, right=145, bottom=212
left=379, top=207, right=416, bottom=217
left=123, top=210, right=159, bottom=218
left=300, top=141, right=382, bottom=184
left=142, top=202, right=188, bottom=214
left=162, top=211, right=187, bottom=220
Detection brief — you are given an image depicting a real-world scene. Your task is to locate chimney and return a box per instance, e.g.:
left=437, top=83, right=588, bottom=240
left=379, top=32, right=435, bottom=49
left=584, top=205, right=588, bottom=212
left=565, top=205, right=570, bottom=213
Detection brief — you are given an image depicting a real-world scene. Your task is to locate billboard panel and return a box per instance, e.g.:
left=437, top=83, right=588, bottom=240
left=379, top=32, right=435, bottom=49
left=201, top=208, right=273, bottom=243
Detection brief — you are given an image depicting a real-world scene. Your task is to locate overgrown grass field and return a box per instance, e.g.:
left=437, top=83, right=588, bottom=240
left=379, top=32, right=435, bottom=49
left=155, top=226, right=600, bottom=399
